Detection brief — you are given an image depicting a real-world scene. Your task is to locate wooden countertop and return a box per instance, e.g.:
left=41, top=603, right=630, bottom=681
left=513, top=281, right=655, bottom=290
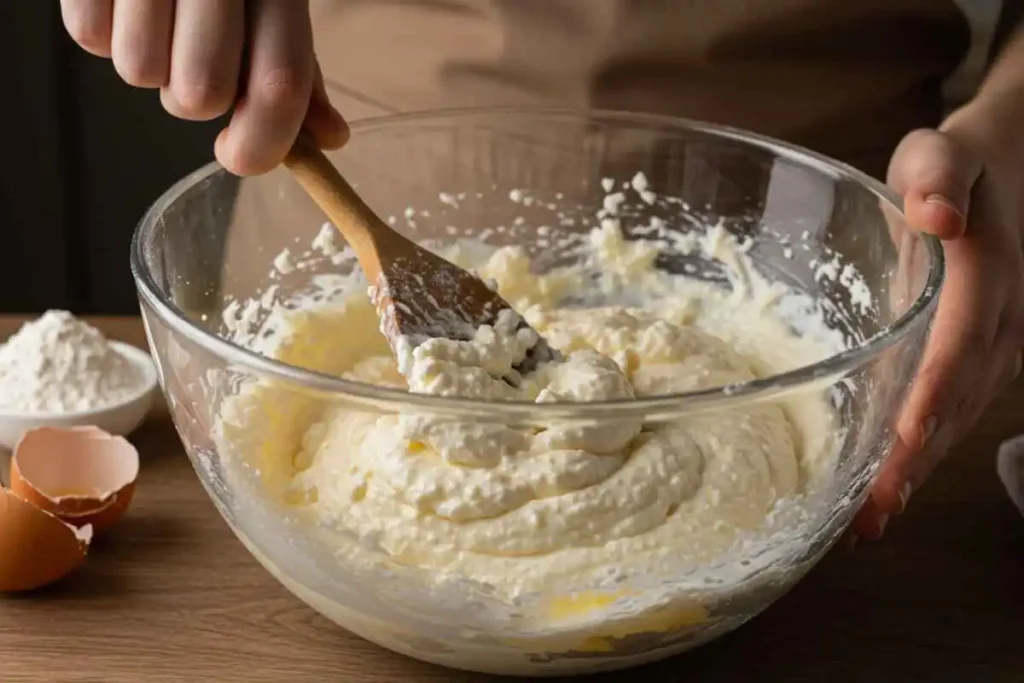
left=1, top=316, right=1022, bottom=682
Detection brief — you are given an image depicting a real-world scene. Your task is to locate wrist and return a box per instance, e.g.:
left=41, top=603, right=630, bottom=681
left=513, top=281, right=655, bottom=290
left=941, top=95, right=1024, bottom=171
left=941, top=31, right=1024, bottom=165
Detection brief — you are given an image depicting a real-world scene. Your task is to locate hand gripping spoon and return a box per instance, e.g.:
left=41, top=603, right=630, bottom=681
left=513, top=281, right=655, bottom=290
left=283, top=134, right=559, bottom=378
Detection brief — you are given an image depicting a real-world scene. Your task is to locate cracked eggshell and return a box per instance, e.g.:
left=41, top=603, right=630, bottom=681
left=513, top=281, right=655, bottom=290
left=10, top=426, right=140, bottom=535
left=0, top=488, right=92, bottom=592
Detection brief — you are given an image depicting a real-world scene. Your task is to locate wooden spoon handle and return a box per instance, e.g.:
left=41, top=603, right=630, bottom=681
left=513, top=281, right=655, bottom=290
left=283, top=133, right=384, bottom=259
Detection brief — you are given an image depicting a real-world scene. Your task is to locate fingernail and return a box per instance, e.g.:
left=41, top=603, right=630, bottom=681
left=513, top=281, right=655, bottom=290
left=921, top=415, right=938, bottom=446
left=897, top=480, right=914, bottom=514
left=873, top=514, right=889, bottom=540
left=924, top=194, right=965, bottom=221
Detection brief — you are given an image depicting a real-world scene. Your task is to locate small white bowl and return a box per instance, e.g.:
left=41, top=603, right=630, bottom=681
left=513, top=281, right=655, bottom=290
left=0, top=343, right=160, bottom=450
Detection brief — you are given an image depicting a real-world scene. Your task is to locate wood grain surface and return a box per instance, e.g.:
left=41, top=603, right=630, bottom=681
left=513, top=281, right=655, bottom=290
left=1, top=316, right=1022, bottom=683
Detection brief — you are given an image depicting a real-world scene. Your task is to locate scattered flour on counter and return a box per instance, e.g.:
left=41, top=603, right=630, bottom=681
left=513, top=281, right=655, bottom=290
left=0, top=310, right=145, bottom=413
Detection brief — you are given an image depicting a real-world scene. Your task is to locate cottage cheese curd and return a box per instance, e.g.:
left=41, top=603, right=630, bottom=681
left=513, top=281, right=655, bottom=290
left=214, top=213, right=848, bottom=667
left=246, top=219, right=842, bottom=593
left=293, top=299, right=814, bottom=591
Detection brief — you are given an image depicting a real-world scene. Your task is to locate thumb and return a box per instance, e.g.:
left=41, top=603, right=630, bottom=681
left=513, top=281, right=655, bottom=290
left=886, top=128, right=983, bottom=240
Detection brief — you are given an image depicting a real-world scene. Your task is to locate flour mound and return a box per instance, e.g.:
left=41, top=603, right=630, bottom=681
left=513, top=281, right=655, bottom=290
left=0, top=310, right=144, bottom=413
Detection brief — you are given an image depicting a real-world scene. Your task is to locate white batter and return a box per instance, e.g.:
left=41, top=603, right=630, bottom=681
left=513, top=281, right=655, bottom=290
left=215, top=212, right=848, bottom=665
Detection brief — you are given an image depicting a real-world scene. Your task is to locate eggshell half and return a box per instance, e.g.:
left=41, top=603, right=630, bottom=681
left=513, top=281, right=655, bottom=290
left=10, top=426, right=140, bottom=534
left=0, top=488, right=92, bottom=592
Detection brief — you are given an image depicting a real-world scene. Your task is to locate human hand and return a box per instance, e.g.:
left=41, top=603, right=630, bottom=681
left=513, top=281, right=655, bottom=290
left=852, top=126, right=1024, bottom=542
left=60, top=0, right=349, bottom=175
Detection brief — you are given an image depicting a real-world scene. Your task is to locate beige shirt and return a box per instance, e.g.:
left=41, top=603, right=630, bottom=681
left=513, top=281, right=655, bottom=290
left=213, top=1, right=986, bottom=327
left=310, top=0, right=977, bottom=178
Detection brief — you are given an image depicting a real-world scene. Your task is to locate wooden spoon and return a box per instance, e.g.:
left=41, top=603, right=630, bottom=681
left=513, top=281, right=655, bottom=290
left=283, top=134, right=559, bottom=377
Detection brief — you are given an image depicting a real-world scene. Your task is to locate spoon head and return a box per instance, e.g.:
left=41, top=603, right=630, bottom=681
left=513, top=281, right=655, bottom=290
left=281, top=137, right=558, bottom=378
left=369, top=246, right=560, bottom=378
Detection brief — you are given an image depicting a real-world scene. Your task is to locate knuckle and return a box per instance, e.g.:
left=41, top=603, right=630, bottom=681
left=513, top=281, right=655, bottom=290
left=219, top=141, right=274, bottom=177
left=889, top=128, right=971, bottom=195
left=952, top=391, right=978, bottom=420
left=251, top=67, right=309, bottom=111
left=113, top=55, right=166, bottom=89
left=172, top=80, right=234, bottom=120
left=913, top=354, right=984, bottom=420
left=65, top=18, right=110, bottom=57
left=901, top=128, right=940, bottom=149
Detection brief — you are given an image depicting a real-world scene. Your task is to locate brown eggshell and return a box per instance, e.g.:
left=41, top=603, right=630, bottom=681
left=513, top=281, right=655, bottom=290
left=10, top=426, right=139, bottom=535
left=0, top=488, right=92, bottom=592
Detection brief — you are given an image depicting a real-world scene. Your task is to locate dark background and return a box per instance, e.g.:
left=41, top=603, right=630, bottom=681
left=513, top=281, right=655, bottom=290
left=1, top=2, right=219, bottom=315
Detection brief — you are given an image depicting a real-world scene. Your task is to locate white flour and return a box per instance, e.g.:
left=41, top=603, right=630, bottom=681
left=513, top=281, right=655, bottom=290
left=0, top=310, right=145, bottom=413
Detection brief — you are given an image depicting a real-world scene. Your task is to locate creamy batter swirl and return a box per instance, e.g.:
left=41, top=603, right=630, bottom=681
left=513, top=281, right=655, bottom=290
left=221, top=221, right=840, bottom=617
left=292, top=301, right=807, bottom=597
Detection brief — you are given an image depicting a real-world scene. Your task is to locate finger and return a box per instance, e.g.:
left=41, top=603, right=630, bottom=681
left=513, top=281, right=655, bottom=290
left=852, top=430, right=923, bottom=540
left=110, top=0, right=174, bottom=88
left=851, top=486, right=893, bottom=542
left=901, top=244, right=993, bottom=445
left=898, top=264, right=989, bottom=455
left=887, top=129, right=983, bottom=240
left=878, top=345, right=1013, bottom=510
left=216, top=0, right=315, bottom=175
left=61, top=0, right=114, bottom=58
left=302, top=62, right=350, bottom=150
left=873, top=247, right=999, bottom=517
left=160, top=0, right=244, bottom=121
left=993, top=343, right=1024, bottom=395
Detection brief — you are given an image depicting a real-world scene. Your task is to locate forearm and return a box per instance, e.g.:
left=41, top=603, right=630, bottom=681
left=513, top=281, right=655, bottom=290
left=942, top=23, right=1024, bottom=158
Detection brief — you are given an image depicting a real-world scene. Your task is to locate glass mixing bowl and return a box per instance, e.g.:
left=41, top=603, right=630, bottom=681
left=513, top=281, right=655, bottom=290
left=131, top=109, right=941, bottom=676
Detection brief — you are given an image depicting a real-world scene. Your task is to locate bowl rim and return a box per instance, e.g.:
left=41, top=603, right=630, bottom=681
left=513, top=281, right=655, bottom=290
left=130, top=106, right=944, bottom=420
